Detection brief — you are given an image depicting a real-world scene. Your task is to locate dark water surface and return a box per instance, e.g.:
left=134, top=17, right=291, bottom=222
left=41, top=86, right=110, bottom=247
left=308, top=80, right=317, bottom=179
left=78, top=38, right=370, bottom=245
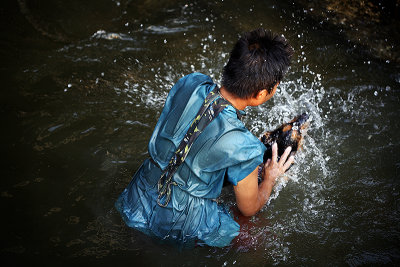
left=2, top=0, right=400, bottom=266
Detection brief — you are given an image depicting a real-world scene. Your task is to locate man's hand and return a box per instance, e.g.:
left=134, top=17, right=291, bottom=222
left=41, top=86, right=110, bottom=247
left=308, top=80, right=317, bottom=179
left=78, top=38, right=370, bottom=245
left=234, top=142, right=295, bottom=217
left=262, top=143, right=294, bottom=186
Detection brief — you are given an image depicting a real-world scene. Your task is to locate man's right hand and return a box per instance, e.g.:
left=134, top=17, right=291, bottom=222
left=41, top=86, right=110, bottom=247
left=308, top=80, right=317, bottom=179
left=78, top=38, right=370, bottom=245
left=262, top=142, right=294, bottom=186
left=234, top=142, right=295, bottom=217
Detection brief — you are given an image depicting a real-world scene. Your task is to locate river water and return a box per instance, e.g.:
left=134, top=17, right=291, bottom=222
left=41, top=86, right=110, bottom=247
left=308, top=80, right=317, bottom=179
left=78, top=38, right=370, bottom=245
left=2, top=0, right=399, bottom=266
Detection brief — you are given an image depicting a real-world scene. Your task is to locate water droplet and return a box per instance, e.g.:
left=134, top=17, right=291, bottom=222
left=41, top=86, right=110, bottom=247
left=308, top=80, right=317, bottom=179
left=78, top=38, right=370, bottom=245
left=164, top=39, right=167, bottom=44
left=374, top=91, right=378, bottom=96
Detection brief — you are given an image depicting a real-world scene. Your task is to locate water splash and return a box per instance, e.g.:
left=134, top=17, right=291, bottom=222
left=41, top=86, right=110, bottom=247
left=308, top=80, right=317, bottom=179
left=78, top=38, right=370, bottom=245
left=243, top=65, right=331, bottom=203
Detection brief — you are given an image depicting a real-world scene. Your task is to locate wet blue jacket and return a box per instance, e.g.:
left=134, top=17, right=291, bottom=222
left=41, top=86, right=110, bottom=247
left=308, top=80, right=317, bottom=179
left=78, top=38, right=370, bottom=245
left=115, top=73, right=265, bottom=247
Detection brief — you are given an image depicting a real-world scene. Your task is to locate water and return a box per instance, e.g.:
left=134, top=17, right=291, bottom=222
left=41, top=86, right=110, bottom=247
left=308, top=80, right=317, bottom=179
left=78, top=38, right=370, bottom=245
left=2, top=0, right=400, bottom=266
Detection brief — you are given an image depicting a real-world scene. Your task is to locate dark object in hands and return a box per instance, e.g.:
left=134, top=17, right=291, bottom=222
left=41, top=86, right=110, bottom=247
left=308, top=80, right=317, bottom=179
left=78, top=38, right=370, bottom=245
left=261, top=113, right=309, bottom=163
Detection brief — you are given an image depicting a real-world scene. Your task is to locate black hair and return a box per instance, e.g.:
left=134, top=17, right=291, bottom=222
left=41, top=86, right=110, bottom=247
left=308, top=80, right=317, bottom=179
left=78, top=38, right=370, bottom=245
left=222, top=28, right=293, bottom=99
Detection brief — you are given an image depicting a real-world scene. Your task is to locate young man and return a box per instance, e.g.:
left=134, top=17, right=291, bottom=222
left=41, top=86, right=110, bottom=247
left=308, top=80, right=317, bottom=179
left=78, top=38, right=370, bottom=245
left=115, top=28, right=294, bottom=247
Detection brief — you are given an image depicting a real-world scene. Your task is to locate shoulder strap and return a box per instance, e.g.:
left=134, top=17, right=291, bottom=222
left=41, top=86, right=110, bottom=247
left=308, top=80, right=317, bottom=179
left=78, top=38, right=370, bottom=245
left=157, top=87, right=230, bottom=207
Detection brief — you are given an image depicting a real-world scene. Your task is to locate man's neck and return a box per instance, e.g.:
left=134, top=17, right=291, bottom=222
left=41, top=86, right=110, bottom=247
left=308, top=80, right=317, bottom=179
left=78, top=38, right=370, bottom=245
left=219, top=86, right=248, bottom=110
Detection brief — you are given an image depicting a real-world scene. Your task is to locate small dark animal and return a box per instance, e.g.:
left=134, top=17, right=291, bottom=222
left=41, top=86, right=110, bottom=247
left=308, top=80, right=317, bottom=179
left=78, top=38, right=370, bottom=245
left=261, top=113, right=309, bottom=163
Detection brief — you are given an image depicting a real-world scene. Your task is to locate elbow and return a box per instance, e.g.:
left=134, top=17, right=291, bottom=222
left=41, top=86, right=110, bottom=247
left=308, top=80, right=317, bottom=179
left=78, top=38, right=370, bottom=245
left=241, top=211, right=257, bottom=217
left=236, top=198, right=263, bottom=217
left=238, top=206, right=259, bottom=217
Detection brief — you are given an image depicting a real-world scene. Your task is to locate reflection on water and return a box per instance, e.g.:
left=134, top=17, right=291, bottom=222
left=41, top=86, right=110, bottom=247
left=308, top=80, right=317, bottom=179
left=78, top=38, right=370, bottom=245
left=2, top=0, right=400, bottom=266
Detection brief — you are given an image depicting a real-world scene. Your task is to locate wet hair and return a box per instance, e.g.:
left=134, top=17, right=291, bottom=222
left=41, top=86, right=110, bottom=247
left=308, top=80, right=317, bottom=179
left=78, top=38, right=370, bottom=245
left=222, top=28, right=293, bottom=98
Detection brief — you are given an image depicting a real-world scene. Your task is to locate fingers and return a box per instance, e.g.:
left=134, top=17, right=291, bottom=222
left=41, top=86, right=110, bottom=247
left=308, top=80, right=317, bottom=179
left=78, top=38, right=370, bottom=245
left=282, top=155, right=295, bottom=171
left=279, top=146, right=292, bottom=166
left=265, top=144, right=295, bottom=173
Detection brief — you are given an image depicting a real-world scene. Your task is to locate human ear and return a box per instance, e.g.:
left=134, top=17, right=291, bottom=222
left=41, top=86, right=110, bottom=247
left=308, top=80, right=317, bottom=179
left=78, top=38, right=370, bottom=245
left=257, top=89, right=268, bottom=99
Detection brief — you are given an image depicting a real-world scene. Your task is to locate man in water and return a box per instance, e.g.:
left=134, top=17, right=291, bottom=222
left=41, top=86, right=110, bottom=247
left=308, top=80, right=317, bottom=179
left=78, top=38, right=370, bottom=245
left=115, top=28, right=294, bottom=247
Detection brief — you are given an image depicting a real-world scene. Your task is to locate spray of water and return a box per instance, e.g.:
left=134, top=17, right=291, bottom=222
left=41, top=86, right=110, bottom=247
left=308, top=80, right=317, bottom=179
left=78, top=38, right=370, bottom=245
left=240, top=65, right=331, bottom=204
left=209, top=59, right=336, bottom=260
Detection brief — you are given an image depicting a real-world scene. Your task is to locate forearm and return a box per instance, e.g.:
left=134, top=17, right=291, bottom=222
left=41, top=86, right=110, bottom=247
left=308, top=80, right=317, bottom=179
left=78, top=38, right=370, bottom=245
left=256, top=178, right=274, bottom=211
left=235, top=169, right=275, bottom=217
left=240, top=180, right=274, bottom=217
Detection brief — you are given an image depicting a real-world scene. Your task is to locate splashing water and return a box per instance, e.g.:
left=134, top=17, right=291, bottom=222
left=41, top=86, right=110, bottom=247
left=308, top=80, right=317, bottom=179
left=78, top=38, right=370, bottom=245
left=242, top=65, right=331, bottom=202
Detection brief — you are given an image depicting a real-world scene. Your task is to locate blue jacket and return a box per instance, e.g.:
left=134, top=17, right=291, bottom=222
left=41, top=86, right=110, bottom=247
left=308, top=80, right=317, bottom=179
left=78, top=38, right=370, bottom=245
left=115, top=73, right=265, bottom=247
